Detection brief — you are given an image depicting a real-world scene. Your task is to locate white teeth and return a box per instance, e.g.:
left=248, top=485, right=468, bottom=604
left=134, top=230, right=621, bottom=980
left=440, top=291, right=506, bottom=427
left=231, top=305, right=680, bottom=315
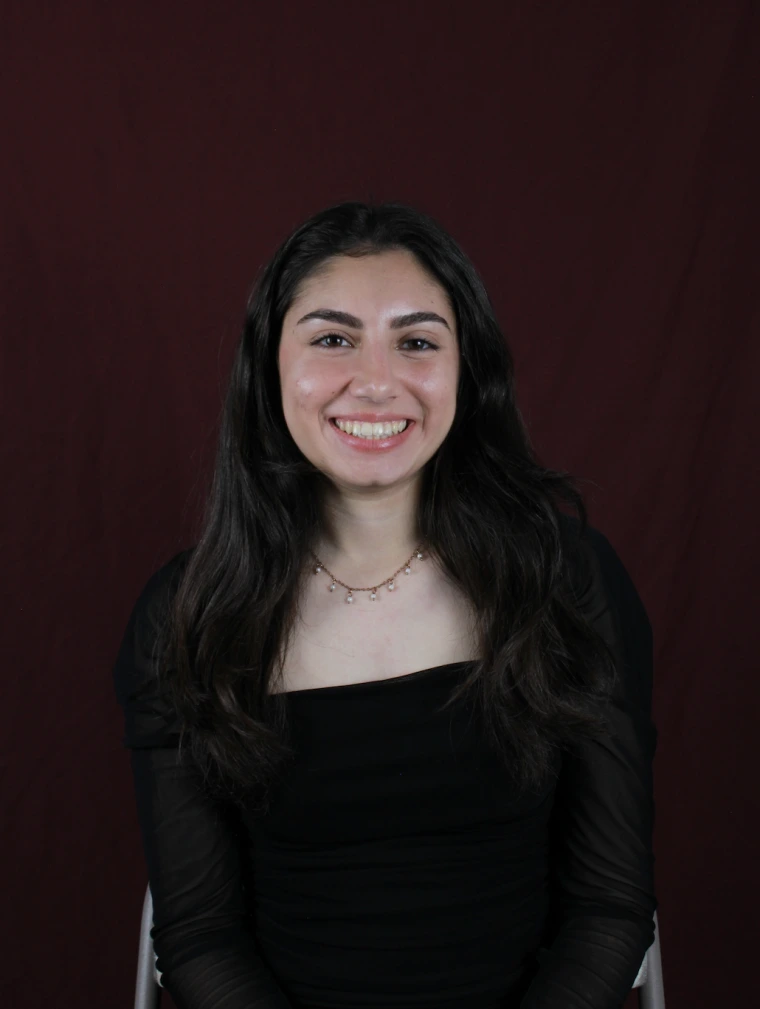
left=335, top=419, right=409, bottom=439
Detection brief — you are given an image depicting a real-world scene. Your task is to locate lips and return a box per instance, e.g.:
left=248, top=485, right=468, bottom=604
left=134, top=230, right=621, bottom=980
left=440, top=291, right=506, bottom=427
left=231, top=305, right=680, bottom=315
left=329, top=415, right=412, bottom=423
left=328, top=417, right=416, bottom=452
left=334, top=418, right=408, bottom=438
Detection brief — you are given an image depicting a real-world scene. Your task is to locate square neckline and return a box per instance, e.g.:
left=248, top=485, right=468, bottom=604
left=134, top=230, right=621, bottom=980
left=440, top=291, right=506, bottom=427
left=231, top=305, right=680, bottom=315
left=273, top=659, right=477, bottom=698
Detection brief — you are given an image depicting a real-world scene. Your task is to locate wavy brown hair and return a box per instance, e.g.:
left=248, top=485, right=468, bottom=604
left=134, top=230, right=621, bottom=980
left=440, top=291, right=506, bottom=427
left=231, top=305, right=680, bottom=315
left=154, top=201, right=618, bottom=812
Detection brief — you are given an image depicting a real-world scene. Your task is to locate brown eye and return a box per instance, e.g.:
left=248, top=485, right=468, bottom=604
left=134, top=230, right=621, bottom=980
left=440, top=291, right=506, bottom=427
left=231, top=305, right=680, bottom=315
left=401, top=338, right=437, bottom=351
left=312, top=333, right=351, bottom=348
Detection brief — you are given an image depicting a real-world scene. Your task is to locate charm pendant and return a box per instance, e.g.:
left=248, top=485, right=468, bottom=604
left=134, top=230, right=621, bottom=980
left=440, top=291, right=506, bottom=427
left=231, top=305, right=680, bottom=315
left=308, top=544, right=424, bottom=606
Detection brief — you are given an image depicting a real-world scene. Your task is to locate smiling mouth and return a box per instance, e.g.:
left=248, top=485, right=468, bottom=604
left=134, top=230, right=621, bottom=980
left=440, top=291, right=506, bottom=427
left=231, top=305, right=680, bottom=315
left=331, top=418, right=410, bottom=440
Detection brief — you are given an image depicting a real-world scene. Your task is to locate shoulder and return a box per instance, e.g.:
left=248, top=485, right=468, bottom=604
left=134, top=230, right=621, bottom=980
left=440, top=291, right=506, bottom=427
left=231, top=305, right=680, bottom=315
left=112, top=546, right=195, bottom=717
left=123, top=548, right=194, bottom=660
left=131, top=547, right=195, bottom=638
left=558, top=513, right=654, bottom=710
left=558, top=513, right=649, bottom=623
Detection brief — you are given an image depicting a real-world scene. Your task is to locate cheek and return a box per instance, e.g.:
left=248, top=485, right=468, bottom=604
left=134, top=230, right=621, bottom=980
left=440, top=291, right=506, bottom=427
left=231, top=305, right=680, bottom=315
left=283, top=363, right=343, bottom=417
left=414, top=364, right=459, bottom=413
left=293, top=376, right=323, bottom=407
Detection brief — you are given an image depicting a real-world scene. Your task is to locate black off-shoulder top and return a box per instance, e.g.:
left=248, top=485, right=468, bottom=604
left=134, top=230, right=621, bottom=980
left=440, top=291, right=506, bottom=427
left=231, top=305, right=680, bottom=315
left=113, top=521, right=657, bottom=1009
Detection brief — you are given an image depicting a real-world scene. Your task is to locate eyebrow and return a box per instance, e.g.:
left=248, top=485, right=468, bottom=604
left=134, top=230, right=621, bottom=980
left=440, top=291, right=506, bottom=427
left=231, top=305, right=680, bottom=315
left=296, top=308, right=451, bottom=331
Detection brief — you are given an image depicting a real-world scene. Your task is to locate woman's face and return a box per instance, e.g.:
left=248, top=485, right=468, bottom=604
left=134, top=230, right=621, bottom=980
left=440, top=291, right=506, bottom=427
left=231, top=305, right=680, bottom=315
left=278, top=249, right=459, bottom=495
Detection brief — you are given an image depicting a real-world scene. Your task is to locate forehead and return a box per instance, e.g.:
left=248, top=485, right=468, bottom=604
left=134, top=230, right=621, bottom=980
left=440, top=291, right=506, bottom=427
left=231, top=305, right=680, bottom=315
left=287, top=249, right=452, bottom=316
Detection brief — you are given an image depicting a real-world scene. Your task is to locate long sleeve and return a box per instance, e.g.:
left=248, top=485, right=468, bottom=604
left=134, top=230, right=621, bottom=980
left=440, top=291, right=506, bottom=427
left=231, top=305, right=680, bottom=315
left=520, top=525, right=658, bottom=1009
left=113, top=550, right=294, bottom=1009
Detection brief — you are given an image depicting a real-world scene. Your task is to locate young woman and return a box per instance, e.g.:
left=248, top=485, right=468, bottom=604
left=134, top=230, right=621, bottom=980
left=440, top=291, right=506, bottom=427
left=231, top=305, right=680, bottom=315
left=114, top=201, right=657, bottom=1009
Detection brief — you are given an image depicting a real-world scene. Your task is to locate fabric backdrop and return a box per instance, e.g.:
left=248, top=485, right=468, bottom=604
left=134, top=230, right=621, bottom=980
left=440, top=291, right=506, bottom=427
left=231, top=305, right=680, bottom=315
left=2, top=2, right=757, bottom=1007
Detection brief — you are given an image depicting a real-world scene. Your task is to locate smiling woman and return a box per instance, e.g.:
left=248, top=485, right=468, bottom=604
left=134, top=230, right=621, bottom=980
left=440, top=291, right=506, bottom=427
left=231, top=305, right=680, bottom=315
left=278, top=250, right=458, bottom=494
left=114, top=201, right=657, bottom=1009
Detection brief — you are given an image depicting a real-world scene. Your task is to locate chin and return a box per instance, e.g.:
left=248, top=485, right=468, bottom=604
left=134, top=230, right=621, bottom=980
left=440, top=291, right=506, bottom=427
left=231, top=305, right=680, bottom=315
left=326, top=465, right=418, bottom=492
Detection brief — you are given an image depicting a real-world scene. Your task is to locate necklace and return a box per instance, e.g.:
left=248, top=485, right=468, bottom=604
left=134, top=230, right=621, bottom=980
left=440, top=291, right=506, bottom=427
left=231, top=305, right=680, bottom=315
left=308, top=545, right=425, bottom=604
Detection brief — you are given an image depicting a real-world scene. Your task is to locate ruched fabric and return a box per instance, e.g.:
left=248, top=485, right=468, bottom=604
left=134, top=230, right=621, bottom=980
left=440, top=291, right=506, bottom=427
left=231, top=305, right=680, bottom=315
left=113, top=520, right=657, bottom=1009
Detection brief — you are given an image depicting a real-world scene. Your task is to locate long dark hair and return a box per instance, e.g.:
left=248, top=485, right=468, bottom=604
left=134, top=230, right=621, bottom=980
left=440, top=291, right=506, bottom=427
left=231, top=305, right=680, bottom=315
left=155, top=201, right=617, bottom=812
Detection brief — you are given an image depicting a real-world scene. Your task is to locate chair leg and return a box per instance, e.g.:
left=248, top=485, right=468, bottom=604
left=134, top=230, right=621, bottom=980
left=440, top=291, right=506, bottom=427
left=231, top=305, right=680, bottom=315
left=638, top=910, right=665, bottom=1009
left=135, top=886, right=161, bottom=1009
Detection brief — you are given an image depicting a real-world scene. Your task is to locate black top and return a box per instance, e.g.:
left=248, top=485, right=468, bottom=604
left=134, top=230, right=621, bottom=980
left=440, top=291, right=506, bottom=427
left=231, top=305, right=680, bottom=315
left=113, top=522, right=657, bottom=1009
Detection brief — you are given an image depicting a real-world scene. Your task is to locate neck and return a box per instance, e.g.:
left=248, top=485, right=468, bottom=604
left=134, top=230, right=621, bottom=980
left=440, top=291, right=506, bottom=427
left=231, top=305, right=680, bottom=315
left=313, top=478, right=423, bottom=584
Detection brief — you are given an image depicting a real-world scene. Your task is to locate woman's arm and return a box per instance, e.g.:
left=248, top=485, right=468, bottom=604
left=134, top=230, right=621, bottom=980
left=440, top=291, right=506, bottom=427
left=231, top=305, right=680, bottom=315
left=114, top=552, right=294, bottom=1009
left=520, top=525, right=658, bottom=1009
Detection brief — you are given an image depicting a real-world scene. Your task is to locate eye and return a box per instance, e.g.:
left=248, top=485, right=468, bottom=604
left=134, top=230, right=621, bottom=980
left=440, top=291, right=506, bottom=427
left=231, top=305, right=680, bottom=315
left=401, top=337, right=438, bottom=352
left=311, top=332, right=352, bottom=348
left=309, top=333, right=439, bottom=351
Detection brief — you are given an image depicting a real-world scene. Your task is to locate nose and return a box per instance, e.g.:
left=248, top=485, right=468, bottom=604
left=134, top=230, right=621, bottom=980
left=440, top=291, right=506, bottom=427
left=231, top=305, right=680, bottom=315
left=350, top=342, right=396, bottom=401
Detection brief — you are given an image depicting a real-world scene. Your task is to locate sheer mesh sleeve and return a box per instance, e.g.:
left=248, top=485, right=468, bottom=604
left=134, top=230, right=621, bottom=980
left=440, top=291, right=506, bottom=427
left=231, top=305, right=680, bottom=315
left=520, top=524, right=658, bottom=1009
left=113, top=551, right=294, bottom=1009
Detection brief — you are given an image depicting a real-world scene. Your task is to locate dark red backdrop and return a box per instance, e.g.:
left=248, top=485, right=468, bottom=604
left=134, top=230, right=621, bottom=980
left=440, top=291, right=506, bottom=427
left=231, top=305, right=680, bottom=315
left=2, top=2, right=758, bottom=1007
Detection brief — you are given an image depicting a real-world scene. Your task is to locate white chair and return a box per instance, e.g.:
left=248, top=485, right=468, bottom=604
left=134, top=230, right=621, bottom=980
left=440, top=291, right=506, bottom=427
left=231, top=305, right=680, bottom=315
left=134, top=884, right=665, bottom=1009
left=134, top=885, right=162, bottom=1009
left=632, top=907, right=666, bottom=1008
